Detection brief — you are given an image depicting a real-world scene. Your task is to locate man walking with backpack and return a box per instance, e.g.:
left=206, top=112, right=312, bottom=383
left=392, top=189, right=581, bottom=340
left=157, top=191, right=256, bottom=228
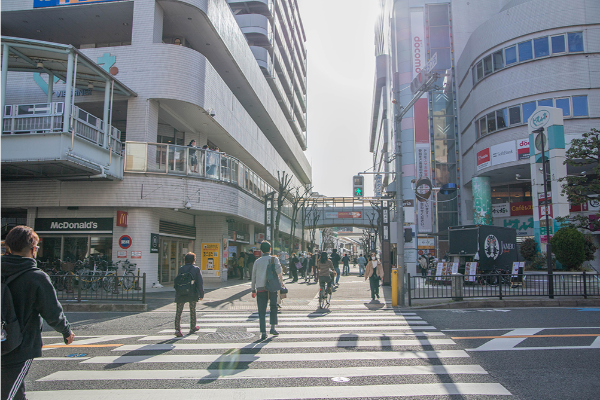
left=2, top=225, right=75, bottom=400
left=251, top=241, right=284, bottom=340
left=174, top=252, right=204, bottom=337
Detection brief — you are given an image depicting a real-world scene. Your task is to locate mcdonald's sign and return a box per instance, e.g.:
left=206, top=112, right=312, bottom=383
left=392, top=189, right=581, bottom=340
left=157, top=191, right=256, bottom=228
left=117, top=211, right=128, bottom=227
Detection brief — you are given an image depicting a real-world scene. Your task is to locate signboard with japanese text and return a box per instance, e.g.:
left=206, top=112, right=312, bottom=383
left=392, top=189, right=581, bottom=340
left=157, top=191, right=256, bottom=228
left=494, top=216, right=534, bottom=237
left=510, top=201, right=533, bottom=216
left=131, top=251, right=141, bottom=259
left=416, top=144, right=433, bottom=233
left=476, top=148, right=491, bottom=170
left=34, top=0, right=125, bottom=7
left=325, top=212, right=362, bottom=219
left=492, top=203, right=510, bottom=218
left=117, top=251, right=127, bottom=258
left=465, top=262, right=478, bottom=282
left=517, top=138, right=530, bottom=160
left=201, top=243, right=221, bottom=277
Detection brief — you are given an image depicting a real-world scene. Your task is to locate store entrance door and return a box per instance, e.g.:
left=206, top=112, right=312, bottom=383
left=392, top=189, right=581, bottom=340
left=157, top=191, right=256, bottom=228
left=159, top=237, right=192, bottom=283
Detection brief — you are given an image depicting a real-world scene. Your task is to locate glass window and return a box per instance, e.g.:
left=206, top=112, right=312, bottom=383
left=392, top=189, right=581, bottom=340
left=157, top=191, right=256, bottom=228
left=433, top=48, right=452, bottom=70
left=538, top=99, right=553, bottom=107
left=90, top=237, right=112, bottom=261
left=522, top=101, right=537, bottom=122
left=551, top=35, right=565, bottom=53
left=492, top=186, right=510, bottom=204
left=496, top=108, right=508, bottom=130
left=509, top=106, right=522, bottom=125
left=479, top=117, right=487, bottom=137
left=568, top=32, right=584, bottom=52
left=518, top=40, right=533, bottom=61
left=476, top=61, right=484, bottom=81
left=472, top=65, right=477, bottom=86
left=487, top=112, right=497, bottom=133
left=430, top=26, right=450, bottom=48
left=483, top=55, right=493, bottom=76
left=505, top=46, right=517, bottom=65
left=572, top=95, right=588, bottom=116
left=534, top=37, right=549, bottom=58
left=428, top=4, right=449, bottom=26
left=63, top=237, right=89, bottom=262
left=493, top=50, right=504, bottom=71
left=38, top=237, right=62, bottom=262
left=555, top=97, right=571, bottom=116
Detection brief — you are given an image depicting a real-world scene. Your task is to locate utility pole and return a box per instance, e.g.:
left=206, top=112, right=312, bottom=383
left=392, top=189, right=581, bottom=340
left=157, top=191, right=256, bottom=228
left=393, top=73, right=438, bottom=307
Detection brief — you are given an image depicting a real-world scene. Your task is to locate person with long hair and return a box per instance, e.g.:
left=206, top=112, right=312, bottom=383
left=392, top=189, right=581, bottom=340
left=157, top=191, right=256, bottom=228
left=364, top=251, right=384, bottom=301
left=317, top=251, right=336, bottom=295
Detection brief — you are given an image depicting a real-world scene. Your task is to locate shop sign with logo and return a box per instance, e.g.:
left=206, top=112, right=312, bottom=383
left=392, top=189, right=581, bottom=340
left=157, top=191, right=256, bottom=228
left=201, top=243, right=221, bottom=278
left=35, top=218, right=113, bottom=233
left=150, top=233, right=159, bottom=253
left=496, top=216, right=534, bottom=236
left=492, top=203, right=510, bottom=218
left=117, top=211, right=128, bottom=227
left=517, top=138, right=530, bottom=160
left=119, top=235, right=132, bottom=249
left=491, top=141, right=516, bottom=166
left=34, top=0, right=126, bottom=8
left=418, top=237, right=435, bottom=249
left=510, top=201, right=533, bottom=216
left=476, top=148, right=491, bottom=171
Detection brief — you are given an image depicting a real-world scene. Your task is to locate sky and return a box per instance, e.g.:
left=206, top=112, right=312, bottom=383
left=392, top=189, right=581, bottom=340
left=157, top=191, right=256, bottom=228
left=297, top=0, right=380, bottom=198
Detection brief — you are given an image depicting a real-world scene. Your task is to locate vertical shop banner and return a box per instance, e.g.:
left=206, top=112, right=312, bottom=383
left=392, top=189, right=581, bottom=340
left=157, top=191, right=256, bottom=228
left=150, top=233, right=159, bottom=253
left=201, top=243, right=221, bottom=277
left=476, top=148, right=491, bottom=171
left=415, top=99, right=432, bottom=233
left=411, top=10, right=425, bottom=77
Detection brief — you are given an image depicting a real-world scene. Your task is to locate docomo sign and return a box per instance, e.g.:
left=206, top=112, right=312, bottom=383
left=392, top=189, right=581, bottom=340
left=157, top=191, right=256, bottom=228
left=476, top=148, right=491, bottom=171
left=414, top=36, right=424, bottom=74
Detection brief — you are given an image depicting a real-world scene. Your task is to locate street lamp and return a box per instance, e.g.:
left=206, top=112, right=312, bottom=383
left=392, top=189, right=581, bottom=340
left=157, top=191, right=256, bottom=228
left=533, top=126, right=554, bottom=299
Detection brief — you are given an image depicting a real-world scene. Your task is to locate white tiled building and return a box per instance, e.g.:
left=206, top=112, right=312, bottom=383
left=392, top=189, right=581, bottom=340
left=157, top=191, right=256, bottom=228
left=1, top=0, right=310, bottom=284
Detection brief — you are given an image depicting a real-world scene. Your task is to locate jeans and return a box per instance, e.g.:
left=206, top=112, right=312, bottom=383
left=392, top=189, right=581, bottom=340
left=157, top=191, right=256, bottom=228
left=256, top=291, right=278, bottom=333
left=343, top=263, right=350, bottom=275
left=359, top=264, right=365, bottom=276
left=334, top=265, right=340, bottom=284
left=175, top=301, right=197, bottom=331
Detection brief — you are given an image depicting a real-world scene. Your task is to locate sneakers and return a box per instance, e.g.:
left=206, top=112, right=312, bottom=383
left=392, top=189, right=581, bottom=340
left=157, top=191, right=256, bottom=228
left=189, top=326, right=200, bottom=334
left=175, top=330, right=183, bottom=337
left=270, top=328, right=279, bottom=335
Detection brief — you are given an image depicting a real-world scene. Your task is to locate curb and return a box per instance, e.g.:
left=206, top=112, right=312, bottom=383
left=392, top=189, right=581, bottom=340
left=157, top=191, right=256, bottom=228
left=61, top=303, right=147, bottom=312
left=411, top=298, right=600, bottom=309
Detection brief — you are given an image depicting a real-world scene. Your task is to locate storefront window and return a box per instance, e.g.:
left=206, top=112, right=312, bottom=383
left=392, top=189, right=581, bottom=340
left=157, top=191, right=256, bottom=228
left=38, top=237, right=61, bottom=262
left=492, top=186, right=510, bottom=204
left=90, top=237, right=112, bottom=260
left=63, top=237, right=89, bottom=262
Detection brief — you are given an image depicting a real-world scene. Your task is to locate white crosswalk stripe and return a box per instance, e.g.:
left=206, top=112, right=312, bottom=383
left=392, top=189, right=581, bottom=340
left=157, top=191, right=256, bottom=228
left=31, top=310, right=512, bottom=398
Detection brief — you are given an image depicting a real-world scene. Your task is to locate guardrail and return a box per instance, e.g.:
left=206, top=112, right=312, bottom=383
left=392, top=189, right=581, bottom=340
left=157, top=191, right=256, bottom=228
left=407, top=272, right=600, bottom=306
left=48, top=273, right=146, bottom=303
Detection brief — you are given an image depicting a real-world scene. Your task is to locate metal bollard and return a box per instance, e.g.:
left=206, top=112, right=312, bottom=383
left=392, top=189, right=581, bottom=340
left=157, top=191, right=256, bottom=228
left=451, top=273, right=463, bottom=301
left=392, top=269, right=398, bottom=307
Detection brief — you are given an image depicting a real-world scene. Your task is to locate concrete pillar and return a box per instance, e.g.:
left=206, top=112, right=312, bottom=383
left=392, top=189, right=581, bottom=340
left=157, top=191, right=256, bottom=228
left=63, top=51, right=74, bottom=134
left=131, top=0, right=164, bottom=46
left=47, top=72, right=54, bottom=104
left=103, top=80, right=111, bottom=148
left=1, top=44, right=9, bottom=132
left=472, top=176, right=492, bottom=225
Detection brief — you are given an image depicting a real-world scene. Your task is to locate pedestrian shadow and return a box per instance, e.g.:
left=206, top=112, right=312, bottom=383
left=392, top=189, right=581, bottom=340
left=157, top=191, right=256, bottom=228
left=364, top=299, right=385, bottom=309
left=201, top=287, right=253, bottom=309
left=101, top=336, right=185, bottom=370
left=306, top=310, right=331, bottom=318
left=337, top=333, right=358, bottom=350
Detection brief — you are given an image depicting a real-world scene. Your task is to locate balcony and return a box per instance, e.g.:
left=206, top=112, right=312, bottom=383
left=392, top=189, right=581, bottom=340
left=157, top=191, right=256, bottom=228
left=1, top=102, right=124, bottom=180
left=124, top=142, right=275, bottom=200
left=234, top=14, right=272, bottom=47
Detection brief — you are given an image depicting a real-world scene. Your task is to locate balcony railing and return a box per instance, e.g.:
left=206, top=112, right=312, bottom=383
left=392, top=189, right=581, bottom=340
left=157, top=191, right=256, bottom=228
left=3, top=102, right=122, bottom=155
left=124, top=142, right=276, bottom=201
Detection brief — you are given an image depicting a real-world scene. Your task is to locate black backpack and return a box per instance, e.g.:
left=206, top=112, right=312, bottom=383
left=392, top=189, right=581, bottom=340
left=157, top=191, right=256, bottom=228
left=1, top=271, right=28, bottom=356
left=174, top=268, right=196, bottom=297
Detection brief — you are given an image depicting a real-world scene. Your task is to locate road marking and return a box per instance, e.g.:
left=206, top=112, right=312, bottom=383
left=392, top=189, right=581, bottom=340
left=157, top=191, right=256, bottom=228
left=453, top=334, right=600, bottom=339
left=181, top=320, right=429, bottom=327
left=27, top=384, right=511, bottom=399
left=43, top=344, right=123, bottom=348
left=113, top=338, right=456, bottom=351
left=38, top=365, right=488, bottom=381
left=466, top=328, right=600, bottom=351
left=443, top=327, right=600, bottom=332
left=200, top=312, right=418, bottom=317
left=82, top=350, right=470, bottom=364
left=143, top=332, right=444, bottom=340
left=245, top=325, right=437, bottom=331
left=195, top=315, right=423, bottom=321
left=138, top=336, right=199, bottom=341
left=36, top=357, right=91, bottom=361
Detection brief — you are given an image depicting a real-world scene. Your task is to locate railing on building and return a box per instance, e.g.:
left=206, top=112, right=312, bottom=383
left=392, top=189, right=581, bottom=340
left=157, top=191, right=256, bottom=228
left=124, top=142, right=277, bottom=202
left=407, top=272, right=600, bottom=305
left=2, top=102, right=122, bottom=154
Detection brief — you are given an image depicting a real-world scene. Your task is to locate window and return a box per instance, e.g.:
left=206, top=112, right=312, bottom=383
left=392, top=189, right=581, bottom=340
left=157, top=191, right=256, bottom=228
left=522, top=101, right=536, bottom=122
left=493, top=50, right=504, bottom=71
left=518, top=40, right=533, bottom=61
left=472, top=65, right=477, bottom=86
left=496, top=109, right=508, bottom=130
left=551, top=35, right=565, bottom=53
left=487, top=112, right=497, bottom=133
left=428, top=4, right=449, bottom=26
left=538, top=99, right=553, bottom=107
left=534, top=37, right=549, bottom=58
left=505, top=46, right=517, bottom=65
left=483, top=55, right=493, bottom=76
left=476, top=61, right=484, bottom=81
left=568, top=32, right=584, bottom=52
left=430, top=26, right=450, bottom=48
left=479, top=118, right=487, bottom=137
left=555, top=97, right=570, bottom=116
left=572, top=95, right=588, bottom=116
left=509, top=106, right=521, bottom=125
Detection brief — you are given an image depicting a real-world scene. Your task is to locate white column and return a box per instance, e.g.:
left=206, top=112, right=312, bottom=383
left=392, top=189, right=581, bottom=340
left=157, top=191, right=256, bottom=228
left=1, top=44, right=9, bottom=133
left=103, top=79, right=111, bottom=148
left=47, top=72, right=54, bottom=104
left=63, top=51, right=74, bottom=133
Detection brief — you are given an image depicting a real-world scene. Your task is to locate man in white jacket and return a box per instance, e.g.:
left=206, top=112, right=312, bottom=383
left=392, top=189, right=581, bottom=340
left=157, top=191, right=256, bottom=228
left=251, top=241, right=283, bottom=340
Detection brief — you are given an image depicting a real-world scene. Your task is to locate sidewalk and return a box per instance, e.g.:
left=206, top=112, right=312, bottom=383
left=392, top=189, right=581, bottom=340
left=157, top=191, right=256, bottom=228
left=61, top=265, right=600, bottom=312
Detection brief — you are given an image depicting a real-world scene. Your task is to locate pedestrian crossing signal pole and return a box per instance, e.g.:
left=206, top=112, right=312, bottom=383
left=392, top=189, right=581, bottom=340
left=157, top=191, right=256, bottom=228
left=353, top=175, right=364, bottom=197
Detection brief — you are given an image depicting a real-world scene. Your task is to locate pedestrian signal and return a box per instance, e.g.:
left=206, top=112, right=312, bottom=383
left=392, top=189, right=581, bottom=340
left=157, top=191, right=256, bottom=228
left=353, top=175, right=364, bottom=197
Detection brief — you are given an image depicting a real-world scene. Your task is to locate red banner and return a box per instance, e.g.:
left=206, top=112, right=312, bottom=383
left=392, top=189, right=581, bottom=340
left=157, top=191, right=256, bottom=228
left=117, top=211, right=128, bottom=227
left=476, top=148, right=491, bottom=170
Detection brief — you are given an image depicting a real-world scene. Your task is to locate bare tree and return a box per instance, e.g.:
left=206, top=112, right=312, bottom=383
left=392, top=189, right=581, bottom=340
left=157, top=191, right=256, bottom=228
left=366, top=200, right=383, bottom=251
left=306, top=199, right=321, bottom=252
left=274, top=171, right=293, bottom=252
left=321, top=228, right=336, bottom=252
left=289, top=185, right=312, bottom=254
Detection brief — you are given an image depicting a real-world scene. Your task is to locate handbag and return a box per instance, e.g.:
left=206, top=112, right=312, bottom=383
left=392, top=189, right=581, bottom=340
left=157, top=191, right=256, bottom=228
left=266, top=257, right=283, bottom=292
left=295, top=262, right=302, bottom=270
left=280, top=287, right=289, bottom=294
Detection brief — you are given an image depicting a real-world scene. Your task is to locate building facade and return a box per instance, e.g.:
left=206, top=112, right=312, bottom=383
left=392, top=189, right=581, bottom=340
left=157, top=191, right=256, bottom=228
left=371, top=0, right=600, bottom=274
left=1, top=0, right=310, bottom=284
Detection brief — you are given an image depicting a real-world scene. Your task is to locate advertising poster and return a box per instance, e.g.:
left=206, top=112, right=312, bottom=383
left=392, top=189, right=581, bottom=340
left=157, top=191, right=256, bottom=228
left=435, top=262, right=446, bottom=280
left=512, top=261, right=525, bottom=277
left=465, top=262, right=478, bottom=282
left=201, top=243, right=221, bottom=277
left=450, top=262, right=459, bottom=274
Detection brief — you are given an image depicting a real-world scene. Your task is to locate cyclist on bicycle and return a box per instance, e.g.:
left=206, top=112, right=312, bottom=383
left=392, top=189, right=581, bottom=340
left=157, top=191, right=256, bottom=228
left=317, top=251, right=336, bottom=294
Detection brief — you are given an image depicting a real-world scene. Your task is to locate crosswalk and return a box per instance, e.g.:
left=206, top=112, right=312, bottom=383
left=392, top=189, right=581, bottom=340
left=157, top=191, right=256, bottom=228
left=29, top=310, right=512, bottom=399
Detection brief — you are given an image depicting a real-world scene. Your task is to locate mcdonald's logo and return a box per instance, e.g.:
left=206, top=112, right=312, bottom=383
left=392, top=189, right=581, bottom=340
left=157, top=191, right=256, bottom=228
left=117, top=211, right=128, bottom=227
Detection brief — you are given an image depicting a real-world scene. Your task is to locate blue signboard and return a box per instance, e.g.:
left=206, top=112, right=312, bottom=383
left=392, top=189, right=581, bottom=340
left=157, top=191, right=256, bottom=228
left=34, top=0, right=124, bottom=8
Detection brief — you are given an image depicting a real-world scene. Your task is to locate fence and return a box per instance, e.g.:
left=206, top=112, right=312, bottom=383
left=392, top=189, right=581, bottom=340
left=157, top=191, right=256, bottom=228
left=407, top=272, right=600, bottom=306
left=48, top=273, right=146, bottom=303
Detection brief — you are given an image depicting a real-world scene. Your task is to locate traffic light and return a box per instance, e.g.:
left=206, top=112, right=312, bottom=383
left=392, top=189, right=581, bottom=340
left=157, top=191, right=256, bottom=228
left=353, top=175, right=364, bottom=197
